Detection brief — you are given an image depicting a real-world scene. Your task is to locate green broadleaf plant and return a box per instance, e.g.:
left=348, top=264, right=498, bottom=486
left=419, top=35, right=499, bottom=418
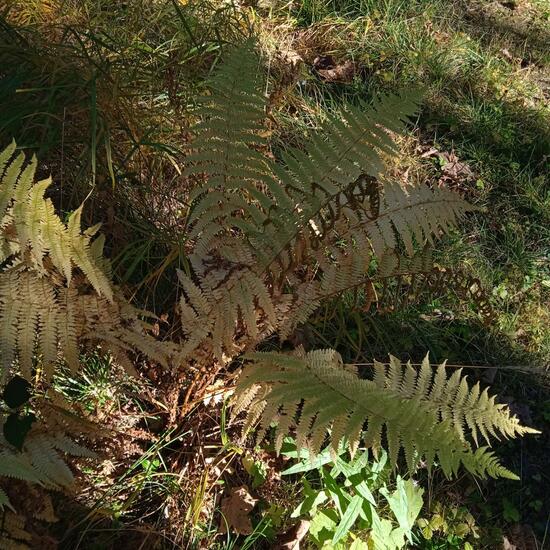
left=282, top=439, right=423, bottom=549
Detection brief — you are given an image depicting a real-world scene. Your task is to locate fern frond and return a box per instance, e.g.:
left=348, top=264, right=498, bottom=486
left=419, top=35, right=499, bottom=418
left=23, top=434, right=75, bottom=487
left=67, top=206, right=113, bottom=300
left=0, top=486, right=12, bottom=511
left=1, top=407, right=100, bottom=500
left=277, top=248, right=433, bottom=341
left=0, top=145, right=113, bottom=298
left=361, top=180, right=476, bottom=258
left=233, top=350, right=537, bottom=479
left=0, top=142, right=171, bottom=381
left=185, top=41, right=274, bottom=250
left=0, top=430, right=94, bottom=512
left=0, top=453, right=42, bottom=485
left=177, top=260, right=277, bottom=361
left=253, top=95, right=422, bottom=271
left=50, top=433, right=97, bottom=459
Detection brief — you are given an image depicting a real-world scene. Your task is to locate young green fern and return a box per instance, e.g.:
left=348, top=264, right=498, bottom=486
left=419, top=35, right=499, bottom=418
left=233, top=351, right=537, bottom=479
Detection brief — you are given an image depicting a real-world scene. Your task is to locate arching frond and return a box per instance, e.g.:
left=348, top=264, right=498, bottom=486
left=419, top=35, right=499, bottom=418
left=182, top=42, right=476, bottom=354
left=233, top=350, right=537, bottom=479
left=0, top=144, right=112, bottom=298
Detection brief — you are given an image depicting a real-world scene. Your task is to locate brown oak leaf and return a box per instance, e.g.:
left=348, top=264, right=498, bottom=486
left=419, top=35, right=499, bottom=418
left=219, top=486, right=258, bottom=535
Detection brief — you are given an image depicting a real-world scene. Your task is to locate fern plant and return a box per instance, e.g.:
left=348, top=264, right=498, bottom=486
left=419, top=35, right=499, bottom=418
left=0, top=376, right=98, bottom=511
left=179, top=41, right=477, bottom=362
left=178, top=41, right=537, bottom=479
left=0, top=141, right=176, bottom=383
left=0, top=39, right=537, bottom=490
left=0, top=419, right=96, bottom=510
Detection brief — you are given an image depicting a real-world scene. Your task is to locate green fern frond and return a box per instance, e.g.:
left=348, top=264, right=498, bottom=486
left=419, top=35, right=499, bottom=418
left=233, top=350, right=537, bottom=479
left=375, top=355, right=534, bottom=445
left=253, top=96, right=422, bottom=271
left=184, top=43, right=421, bottom=270
left=461, top=446, right=520, bottom=480
left=363, top=180, right=476, bottom=258
left=183, top=42, right=472, bottom=299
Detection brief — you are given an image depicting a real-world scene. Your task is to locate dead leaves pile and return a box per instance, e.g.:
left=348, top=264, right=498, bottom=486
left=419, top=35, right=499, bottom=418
left=419, top=146, right=477, bottom=190
left=312, top=55, right=359, bottom=83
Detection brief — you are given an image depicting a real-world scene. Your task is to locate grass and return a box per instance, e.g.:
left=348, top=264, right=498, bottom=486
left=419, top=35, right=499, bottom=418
left=0, top=0, right=549, bottom=547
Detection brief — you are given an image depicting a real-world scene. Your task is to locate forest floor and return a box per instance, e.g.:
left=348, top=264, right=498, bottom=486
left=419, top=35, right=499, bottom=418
left=0, top=0, right=549, bottom=548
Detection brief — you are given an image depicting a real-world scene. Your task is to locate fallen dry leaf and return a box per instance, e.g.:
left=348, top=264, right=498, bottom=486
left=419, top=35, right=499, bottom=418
left=503, top=524, right=538, bottom=550
left=280, top=48, right=303, bottom=68
left=419, top=146, right=476, bottom=189
left=313, top=55, right=358, bottom=83
left=275, top=519, right=311, bottom=550
left=219, top=486, right=258, bottom=535
left=440, top=151, right=474, bottom=181
left=420, top=146, right=439, bottom=158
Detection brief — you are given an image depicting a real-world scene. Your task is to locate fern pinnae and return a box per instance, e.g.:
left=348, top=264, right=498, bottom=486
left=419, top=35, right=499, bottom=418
left=0, top=453, right=41, bottom=485
left=233, top=351, right=536, bottom=478
left=16, top=275, right=39, bottom=379
left=21, top=177, right=49, bottom=264
left=0, top=487, right=13, bottom=513
left=52, top=433, right=97, bottom=459
left=24, top=434, right=75, bottom=488
left=238, top=278, right=259, bottom=340
left=39, top=305, right=59, bottom=379
left=0, top=274, right=20, bottom=376
left=0, top=156, right=23, bottom=227
left=41, top=200, right=73, bottom=282
left=0, top=140, right=17, bottom=177
left=57, top=287, right=79, bottom=372
left=177, top=270, right=210, bottom=316
left=415, top=354, right=432, bottom=397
